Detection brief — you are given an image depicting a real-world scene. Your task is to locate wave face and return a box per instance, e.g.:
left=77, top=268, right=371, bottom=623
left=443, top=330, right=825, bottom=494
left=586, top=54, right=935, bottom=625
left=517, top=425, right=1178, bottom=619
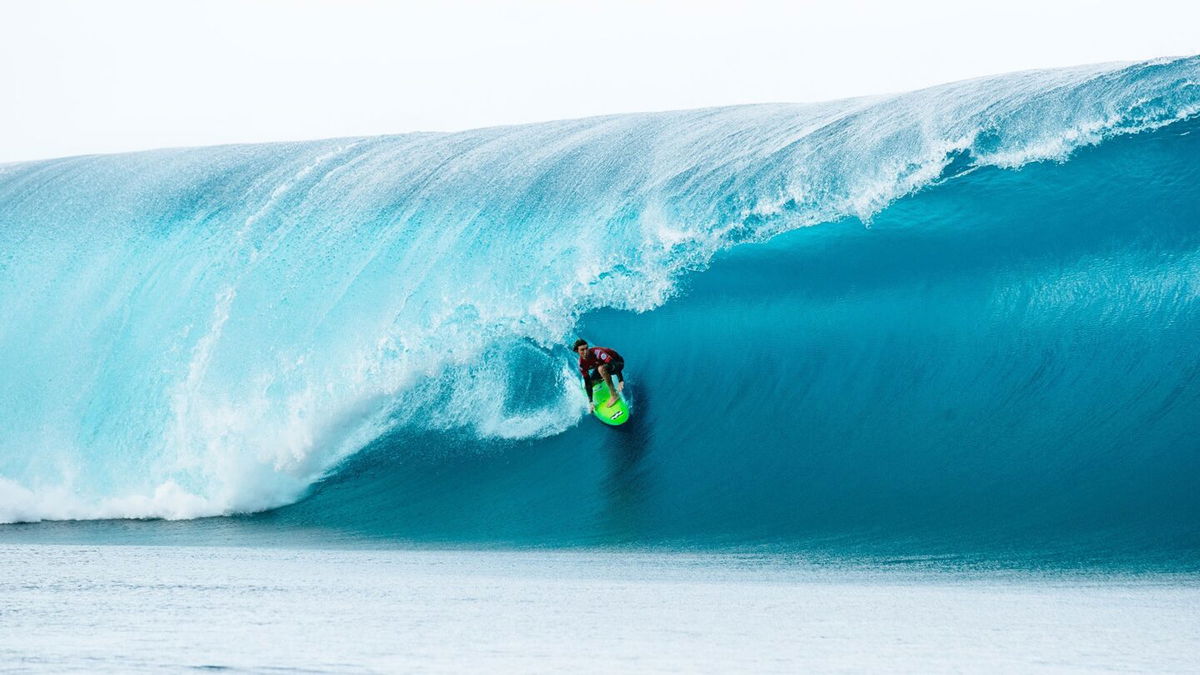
left=2, top=57, right=1199, bottom=558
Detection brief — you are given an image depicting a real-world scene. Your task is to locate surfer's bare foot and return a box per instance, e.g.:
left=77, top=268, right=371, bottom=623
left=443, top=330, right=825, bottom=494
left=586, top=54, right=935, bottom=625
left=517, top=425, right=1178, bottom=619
left=606, top=395, right=618, bottom=408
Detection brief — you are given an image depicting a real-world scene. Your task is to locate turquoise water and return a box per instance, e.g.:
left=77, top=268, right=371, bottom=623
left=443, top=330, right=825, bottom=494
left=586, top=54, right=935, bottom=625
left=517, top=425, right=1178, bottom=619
left=1, top=57, right=1199, bottom=567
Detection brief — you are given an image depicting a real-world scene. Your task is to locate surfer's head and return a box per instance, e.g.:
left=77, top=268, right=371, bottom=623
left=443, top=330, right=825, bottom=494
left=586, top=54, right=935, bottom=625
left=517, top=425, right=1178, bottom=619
left=573, top=338, right=588, bottom=356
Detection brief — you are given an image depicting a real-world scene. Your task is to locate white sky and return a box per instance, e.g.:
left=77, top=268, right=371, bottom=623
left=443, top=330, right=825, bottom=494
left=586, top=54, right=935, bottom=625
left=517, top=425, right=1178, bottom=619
left=2, top=0, right=1197, bottom=163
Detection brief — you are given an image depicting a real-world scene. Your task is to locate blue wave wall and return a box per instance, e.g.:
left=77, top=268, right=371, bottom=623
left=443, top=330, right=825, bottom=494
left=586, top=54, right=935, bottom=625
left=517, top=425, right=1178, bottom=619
left=1, top=57, right=1198, bottom=559
left=275, top=115, right=1200, bottom=559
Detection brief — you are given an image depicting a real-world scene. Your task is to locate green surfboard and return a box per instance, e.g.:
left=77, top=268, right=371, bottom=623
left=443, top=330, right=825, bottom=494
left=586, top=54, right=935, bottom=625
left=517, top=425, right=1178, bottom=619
left=589, top=380, right=630, bottom=426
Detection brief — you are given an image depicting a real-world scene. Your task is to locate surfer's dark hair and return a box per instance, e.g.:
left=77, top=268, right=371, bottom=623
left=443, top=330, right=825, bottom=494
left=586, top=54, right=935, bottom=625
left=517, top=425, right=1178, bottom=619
left=573, top=339, right=588, bottom=349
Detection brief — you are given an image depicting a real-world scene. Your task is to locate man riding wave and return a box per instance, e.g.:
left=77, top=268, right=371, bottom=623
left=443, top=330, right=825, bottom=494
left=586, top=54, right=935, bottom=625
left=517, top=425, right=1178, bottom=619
left=574, top=339, right=625, bottom=412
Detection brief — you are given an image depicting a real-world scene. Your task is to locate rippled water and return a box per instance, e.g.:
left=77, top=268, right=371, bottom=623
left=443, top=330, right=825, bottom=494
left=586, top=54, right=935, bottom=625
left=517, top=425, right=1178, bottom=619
left=2, top=545, right=1198, bottom=672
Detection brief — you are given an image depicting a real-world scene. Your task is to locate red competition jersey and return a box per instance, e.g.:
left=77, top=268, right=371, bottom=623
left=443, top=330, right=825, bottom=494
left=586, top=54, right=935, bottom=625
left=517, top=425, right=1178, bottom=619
left=579, top=347, right=621, bottom=378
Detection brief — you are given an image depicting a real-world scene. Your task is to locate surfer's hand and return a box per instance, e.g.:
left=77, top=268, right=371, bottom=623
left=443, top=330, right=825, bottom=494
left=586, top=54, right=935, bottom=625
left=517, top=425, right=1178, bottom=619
left=588, top=402, right=595, bottom=413
left=617, top=381, right=624, bottom=393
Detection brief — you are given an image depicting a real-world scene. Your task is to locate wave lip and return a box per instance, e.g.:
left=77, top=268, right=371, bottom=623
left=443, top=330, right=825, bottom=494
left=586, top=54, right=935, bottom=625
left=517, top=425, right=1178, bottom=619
left=1, top=56, right=1199, bottom=526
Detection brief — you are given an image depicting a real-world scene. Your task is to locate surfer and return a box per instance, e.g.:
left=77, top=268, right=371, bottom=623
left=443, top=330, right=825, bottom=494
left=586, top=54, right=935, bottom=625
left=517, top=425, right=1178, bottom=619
left=574, top=339, right=625, bottom=412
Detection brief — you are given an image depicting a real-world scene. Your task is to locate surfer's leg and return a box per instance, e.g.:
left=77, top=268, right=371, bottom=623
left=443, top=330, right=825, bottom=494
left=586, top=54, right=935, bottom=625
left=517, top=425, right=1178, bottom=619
left=598, top=364, right=618, bottom=405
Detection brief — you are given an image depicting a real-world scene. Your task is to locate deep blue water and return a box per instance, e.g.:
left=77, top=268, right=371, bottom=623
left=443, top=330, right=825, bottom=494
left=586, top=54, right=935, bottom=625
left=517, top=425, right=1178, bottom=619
left=2, top=57, right=1198, bottom=567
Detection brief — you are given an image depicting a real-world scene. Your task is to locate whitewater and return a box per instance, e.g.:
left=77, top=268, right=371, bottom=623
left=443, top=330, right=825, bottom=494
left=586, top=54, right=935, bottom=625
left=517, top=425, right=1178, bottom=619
left=1, top=56, right=1198, bottom=564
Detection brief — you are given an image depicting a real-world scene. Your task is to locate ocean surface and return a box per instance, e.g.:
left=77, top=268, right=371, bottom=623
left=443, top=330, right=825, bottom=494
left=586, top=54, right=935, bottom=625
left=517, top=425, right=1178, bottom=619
left=2, top=56, right=1199, bottom=670
left=2, top=545, right=1198, bottom=672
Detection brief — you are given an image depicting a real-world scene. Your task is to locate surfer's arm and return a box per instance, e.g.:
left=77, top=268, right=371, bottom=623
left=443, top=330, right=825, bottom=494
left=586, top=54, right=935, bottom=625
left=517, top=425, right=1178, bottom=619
left=581, top=373, right=595, bottom=405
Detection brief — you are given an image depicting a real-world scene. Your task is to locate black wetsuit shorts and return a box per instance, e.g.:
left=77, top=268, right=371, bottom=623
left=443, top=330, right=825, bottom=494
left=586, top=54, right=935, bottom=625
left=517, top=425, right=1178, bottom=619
left=589, top=357, right=624, bottom=381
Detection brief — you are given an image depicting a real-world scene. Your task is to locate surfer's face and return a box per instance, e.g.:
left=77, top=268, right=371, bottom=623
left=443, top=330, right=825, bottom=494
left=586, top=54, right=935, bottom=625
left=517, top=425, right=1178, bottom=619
left=576, top=344, right=588, bottom=357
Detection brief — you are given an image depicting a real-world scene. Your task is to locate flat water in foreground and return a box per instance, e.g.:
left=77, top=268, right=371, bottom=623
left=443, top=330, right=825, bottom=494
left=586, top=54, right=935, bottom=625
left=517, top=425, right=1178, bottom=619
left=2, top=544, right=1197, bottom=672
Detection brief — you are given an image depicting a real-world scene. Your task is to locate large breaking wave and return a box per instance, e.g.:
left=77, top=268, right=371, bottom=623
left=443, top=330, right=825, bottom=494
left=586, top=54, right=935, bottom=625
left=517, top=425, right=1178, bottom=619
left=1, top=56, right=1198, bottom=556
